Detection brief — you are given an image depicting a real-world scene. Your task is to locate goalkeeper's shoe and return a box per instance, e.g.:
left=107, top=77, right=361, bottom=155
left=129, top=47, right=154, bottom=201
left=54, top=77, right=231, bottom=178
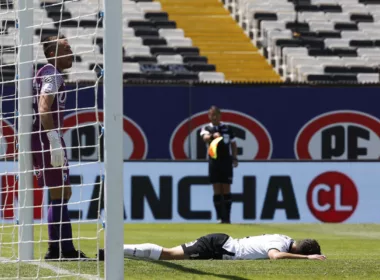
left=61, top=250, right=89, bottom=261
left=97, top=249, right=105, bottom=261
left=44, top=247, right=60, bottom=261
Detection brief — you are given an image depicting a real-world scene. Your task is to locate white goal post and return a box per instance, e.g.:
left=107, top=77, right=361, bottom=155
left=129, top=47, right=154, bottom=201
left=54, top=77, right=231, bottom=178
left=102, top=0, right=124, bottom=279
left=9, top=0, right=124, bottom=278
left=17, top=0, right=34, bottom=261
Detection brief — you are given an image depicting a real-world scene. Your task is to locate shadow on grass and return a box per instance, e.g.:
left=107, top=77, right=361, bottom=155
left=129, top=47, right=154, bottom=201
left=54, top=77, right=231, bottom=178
left=148, top=259, right=251, bottom=280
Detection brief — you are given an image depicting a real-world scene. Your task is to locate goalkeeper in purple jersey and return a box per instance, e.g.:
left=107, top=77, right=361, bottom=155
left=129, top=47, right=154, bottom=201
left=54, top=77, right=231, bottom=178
left=32, top=35, right=88, bottom=261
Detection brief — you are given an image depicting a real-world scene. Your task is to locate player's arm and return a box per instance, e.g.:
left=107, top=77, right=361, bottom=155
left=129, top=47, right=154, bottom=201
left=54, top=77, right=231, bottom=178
left=231, top=141, right=237, bottom=159
left=38, top=76, right=64, bottom=167
left=38, top=94, right=55, bottom=130
left=231, top=141, right=238, bottom=167
left=200, top=127, right=215, bottom=143
left=230, top=129, right=238, bottom=166
left=268, top=249, right=326, bottom=260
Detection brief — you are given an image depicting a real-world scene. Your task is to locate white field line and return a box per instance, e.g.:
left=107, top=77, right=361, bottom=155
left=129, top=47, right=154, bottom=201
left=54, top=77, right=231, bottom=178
left=0, top=257, right=103, bottom=280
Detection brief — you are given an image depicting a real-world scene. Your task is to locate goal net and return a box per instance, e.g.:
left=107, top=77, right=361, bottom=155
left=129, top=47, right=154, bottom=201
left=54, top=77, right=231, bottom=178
left=0, top=0, right=123, bottom=278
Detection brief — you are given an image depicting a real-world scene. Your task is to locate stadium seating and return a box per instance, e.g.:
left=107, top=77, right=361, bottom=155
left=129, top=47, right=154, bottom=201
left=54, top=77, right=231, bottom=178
left=226, top=0, right=380, bottom=82
left=158, top=0, right=281, bottom=82
left=0, top=0, right=225, bottom=82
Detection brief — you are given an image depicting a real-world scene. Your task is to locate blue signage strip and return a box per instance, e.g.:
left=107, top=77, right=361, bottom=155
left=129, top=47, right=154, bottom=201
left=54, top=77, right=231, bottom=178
left=1, top=84, right=380, bottom=160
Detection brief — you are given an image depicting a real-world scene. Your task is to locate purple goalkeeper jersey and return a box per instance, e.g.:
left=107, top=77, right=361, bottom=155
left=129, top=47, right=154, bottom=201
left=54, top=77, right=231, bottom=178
left=32, top=64, right=66, bottom=133
left=32, top=63, right=70, bottom=187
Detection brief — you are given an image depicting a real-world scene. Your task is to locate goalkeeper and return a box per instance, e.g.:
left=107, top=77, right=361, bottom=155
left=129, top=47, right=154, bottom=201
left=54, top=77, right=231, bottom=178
left=98, top=233, right=326, bottom=261
left=32, top=35, right=88, bottom=261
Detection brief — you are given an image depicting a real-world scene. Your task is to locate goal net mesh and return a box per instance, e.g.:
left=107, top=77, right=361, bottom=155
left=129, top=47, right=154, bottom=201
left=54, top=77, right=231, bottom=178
left=0, top=0, right=104, bottom=278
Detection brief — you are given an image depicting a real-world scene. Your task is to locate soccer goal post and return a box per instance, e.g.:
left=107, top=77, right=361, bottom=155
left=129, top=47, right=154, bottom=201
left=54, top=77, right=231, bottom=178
left=17, top=0, right=34, bottom=261
left=102, top=0, right=124, bottom=279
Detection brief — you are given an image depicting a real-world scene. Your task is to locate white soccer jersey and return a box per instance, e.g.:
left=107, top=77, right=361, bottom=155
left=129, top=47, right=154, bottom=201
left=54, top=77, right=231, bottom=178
left=222, top=234, right=294, bottom=260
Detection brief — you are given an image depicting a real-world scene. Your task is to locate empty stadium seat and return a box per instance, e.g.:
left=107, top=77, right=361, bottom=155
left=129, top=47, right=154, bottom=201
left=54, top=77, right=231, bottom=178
left=123, top=62, right=141, bottom=73
left=357, top=73, right=379, bottom=82
left=199, top=72, right=225, bottom=82
left=166, top=38, right=193, bottom=47
left=0, top=0, right=226, bottom=82
left=157, top=54, right=183, bottom=64
left=229, top=0, right=380, bottom=82
left=68, top=71, right=98, bottom=82
left=159, top=28, right=185, bottom=38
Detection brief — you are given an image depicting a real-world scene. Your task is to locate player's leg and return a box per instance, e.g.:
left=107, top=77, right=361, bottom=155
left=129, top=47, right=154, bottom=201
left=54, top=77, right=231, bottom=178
left=99, top=244, right=185, bottom=261
left=160, top=246, right=186, bottom=260
left=210, top=160, right=224, bottom=222
left=212, top=183, right=223, bottom=222
left=43, top=146, right=87, bottom=260
left=219, top=161, right=233, bottom=223
left=220, top=184, right=232, bottom=224
left=123, top=243, right=164, bottom=260
left=182, top=234, right=228, bottom=260
left=47, top=184, right=75, bottom=255
left=33, top=143, right=60, bottom=260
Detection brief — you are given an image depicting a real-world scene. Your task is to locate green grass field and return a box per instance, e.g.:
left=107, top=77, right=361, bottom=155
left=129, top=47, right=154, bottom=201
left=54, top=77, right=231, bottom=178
left=1, top=223, right=380, bottom=279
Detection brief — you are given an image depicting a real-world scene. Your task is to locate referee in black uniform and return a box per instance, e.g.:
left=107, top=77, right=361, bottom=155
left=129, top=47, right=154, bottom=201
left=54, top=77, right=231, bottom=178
left=200, top=106, right=238, bottom=224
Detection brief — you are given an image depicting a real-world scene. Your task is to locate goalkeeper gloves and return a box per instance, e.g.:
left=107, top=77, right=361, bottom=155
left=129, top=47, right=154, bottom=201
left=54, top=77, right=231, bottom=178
left=47, top=130, right=65, bottom=167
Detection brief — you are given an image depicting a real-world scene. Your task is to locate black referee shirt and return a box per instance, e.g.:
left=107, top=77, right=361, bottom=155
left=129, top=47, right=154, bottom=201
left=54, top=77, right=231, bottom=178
left=200, top=122, right=236, bottom=159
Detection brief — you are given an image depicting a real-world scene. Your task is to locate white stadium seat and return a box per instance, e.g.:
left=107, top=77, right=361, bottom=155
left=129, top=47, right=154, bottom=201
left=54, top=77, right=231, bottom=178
left=125, top=46, right=151, bottom=57
left=71, top=62, right=91, bottom=73
left=166, top=38, right=193, bottom=47
left=123, top=28, right=135, bottom=37
left=159, top=29, right=185, bottom=38
left=198, top=72, right=225, bottom=82
left=324, top=39, right=350, bottom=48
left=123, top=37, right=143, bottom=47
left=357, top=73, right=379, bottom=83
left=137, top=2, right=162, bottom=12
left=123, top=12, right=145, bottom=23
left=67, top=35, right=94, bottom=46
left=123, top=63, right=141, bottom=73
left=68, top=71, right=98, bottom=82
left=1, top=53, right=16, bottom=64
left=72, top=45, right=100, bottom=55
left=0, top=36, right=16, bottom=46
left=157, top=55, right=183, bottom=64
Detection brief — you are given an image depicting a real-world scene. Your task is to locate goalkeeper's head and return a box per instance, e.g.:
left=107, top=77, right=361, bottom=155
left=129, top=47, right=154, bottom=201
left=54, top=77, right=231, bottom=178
left=42, top=35, right=73, bottom=71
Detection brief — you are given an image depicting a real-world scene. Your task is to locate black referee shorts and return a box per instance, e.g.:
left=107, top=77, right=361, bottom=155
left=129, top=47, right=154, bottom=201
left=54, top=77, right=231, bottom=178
left=181, top=233, right=234, bottom=260
left=209, top=159, right=233, bottom=184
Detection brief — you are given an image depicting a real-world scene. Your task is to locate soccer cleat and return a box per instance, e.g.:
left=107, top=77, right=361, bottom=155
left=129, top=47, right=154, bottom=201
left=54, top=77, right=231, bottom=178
left=61, top=250, right=89, bottom=261
left=97, top=249, right=105, bottom=261
left=44, top=247, right=60, bottom=261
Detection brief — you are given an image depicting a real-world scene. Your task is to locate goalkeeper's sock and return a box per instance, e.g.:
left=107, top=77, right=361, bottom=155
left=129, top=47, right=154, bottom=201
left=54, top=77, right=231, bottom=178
left=213, top=195, right=222, bottom=220
left=123, top=244, right=163, bottom=260
left=51, top=199, right=75, bottom=253
left=60, top=200, right=75, bottom=253
left=47, top=202, right=59, bottom=250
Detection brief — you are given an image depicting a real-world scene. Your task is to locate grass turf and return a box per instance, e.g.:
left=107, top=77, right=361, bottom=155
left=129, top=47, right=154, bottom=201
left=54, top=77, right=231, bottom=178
left=0, top=223, right=380, bottom=279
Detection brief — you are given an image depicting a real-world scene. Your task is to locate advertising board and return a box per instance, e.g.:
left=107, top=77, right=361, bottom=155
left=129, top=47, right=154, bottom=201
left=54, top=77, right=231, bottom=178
left=0, top=162, right=378, bottom=223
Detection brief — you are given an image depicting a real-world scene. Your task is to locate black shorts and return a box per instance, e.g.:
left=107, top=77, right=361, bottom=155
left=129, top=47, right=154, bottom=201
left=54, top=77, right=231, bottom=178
left=209, top=159, right=233, bottom=184
left=181, top=233, right=234, bottom=260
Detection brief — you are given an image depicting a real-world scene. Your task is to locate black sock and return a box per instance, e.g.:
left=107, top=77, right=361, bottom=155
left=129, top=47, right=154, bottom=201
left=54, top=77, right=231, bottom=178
left=213, top=195, right=222, bottom=220
left=223, top=193, right=232, bottom=223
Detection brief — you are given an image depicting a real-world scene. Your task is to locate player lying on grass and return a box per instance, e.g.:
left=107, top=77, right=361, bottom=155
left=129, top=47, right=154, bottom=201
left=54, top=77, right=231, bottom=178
left=98, top=233, right=326, bottom=261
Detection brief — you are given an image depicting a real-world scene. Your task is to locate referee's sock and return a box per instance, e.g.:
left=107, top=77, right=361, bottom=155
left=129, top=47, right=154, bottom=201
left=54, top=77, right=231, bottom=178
left=223, top=193, right=232, bottom=223
left=124, top=243, right=163, bottom=260
left=213, top=195, right=222, bottom=220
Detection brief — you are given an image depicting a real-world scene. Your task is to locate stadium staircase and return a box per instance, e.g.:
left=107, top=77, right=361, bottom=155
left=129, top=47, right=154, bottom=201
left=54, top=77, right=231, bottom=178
left=157, top=0, right=281, bottom=82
